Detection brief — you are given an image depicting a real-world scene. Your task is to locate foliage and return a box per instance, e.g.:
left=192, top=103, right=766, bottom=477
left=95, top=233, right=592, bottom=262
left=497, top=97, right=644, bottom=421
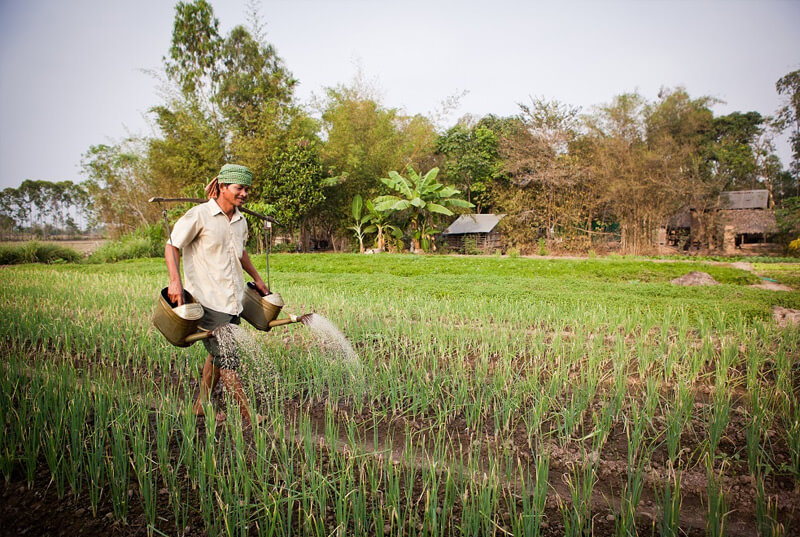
left=0, top=242, right=82, bottom=265
left=774, top=196, right=800, bottom=254
left=363, top=198, right=401, bottom=251
left=82, top=140, right=163, bottom=238
left=146, top=100, right=225, bottom=196
left=776, top=69, right=800, bottom=183
left=497, top=98, right=589, bottom=250
left=436, top=120, right=502, bottom=212
left=0, top=180, right=91, bottom=237
left=256, top=140, right=326, bottom=233
left=317, top=82, right=439, bottom=233
left=537, top=238, right=548, bottom=256
left=88, top=224, right=165, bottom=263
left=348, top=195, right=375, bottom=254
left=373, top=166, right=473, bottom=252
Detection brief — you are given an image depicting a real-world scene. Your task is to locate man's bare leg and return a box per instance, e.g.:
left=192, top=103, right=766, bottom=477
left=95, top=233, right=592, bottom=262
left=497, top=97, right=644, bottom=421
left=219, top=369, right=253, bottom=427
left=194, top=354, right=220, bottom=416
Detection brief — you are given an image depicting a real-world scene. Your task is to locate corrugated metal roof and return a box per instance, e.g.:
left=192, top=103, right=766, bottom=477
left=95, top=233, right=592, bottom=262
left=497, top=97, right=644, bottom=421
left=719, top=190, right=769, bottom=210
left=443, top=214, right=505, bottom=235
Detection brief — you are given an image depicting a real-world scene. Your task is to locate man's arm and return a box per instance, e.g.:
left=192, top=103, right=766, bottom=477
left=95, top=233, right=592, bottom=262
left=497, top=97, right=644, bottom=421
left=165, top=244, right=184, bottom=305
left=241, top=250, right=269, bottom=296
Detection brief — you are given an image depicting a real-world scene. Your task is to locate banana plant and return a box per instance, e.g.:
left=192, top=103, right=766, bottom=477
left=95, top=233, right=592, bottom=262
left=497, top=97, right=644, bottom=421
left=373, top=166, right=473, bottom=252
left=349, top=195, right=376, bottom=253
left=363, top=199, right=401, bottom=251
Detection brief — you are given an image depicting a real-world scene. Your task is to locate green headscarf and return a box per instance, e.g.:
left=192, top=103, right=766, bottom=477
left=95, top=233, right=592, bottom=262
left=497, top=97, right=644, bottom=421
left=216, top=164, right=252, bottom=186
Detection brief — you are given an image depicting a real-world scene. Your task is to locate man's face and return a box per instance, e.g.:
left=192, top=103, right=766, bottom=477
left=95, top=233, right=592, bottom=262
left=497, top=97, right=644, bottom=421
left=219, top=183, right=249, bottom=207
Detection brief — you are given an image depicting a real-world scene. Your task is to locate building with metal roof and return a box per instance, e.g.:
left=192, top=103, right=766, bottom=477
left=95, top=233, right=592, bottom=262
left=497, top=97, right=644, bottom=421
left=442, top=214, right=505, bottom=253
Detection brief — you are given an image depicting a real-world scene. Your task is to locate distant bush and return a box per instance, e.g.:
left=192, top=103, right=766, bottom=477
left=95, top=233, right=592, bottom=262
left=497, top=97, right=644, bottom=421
left=537, top=238, right=548, bottom=256
left=89, top=224, right=165, bottom=263
left=268, top=242, right=297, bottom=253
left=507, top=247, right=520, bottom=258
left=0, top=242, right=82, bottom=265
left=462, top=236, right=482, bottom=255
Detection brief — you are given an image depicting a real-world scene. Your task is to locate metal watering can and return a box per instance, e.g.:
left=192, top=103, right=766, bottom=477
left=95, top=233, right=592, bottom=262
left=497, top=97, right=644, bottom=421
left=149, top=197, right=308, bottom=347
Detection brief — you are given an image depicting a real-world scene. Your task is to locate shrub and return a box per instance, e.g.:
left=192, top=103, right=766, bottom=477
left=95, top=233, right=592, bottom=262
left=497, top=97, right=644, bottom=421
left=537, top=238, right=548, bottom=256
left=508, top=247, right=520, bottom=258
left=88, top=224, right=165, bottom=263
left=462, top=236, right=482, bottom=255
left=0, top=242, right=82, bottom=265
left=271, top=243, right=297, bottom=253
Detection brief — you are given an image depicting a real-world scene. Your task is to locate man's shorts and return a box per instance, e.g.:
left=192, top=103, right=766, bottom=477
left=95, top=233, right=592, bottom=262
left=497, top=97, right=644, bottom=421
left=199, top=307, right=241, bottom=370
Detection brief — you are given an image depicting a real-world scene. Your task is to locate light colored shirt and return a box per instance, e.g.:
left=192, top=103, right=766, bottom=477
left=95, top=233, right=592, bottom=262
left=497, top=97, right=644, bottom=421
left=169, top=199, right=249, bottom=315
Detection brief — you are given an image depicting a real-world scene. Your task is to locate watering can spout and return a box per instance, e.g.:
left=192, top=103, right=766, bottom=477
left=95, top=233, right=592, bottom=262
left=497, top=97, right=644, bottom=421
left=184, top=330, right=214, bottom=344
left=267, top=313, right=312, bottom=328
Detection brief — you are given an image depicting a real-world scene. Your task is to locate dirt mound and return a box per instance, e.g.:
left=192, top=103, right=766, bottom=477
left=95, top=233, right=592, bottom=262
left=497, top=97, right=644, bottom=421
left=774, top=306, right=800, bottom=328
left=670, top=271, right=720, bottom=286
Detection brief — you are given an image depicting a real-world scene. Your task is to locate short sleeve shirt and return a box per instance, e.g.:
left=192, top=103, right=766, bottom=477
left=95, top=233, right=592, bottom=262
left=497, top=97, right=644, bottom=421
left=169, top=199, right=249, bottom=315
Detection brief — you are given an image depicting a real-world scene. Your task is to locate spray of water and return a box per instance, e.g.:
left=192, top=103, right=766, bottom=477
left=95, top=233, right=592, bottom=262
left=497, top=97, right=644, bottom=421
left=301, top=313, right=362, bottom=380
left=211, top=314, right=361, bottom=395
left=212, top=323, right=277, bottom=399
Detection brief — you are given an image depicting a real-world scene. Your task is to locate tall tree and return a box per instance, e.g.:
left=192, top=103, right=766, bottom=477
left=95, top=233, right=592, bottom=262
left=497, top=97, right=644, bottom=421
left=497, top=98, right=588, bottom=249
left=257, top=139, right=326, bottom=250
left=436, top=120, right=500, bottom=212
left=775, top=69, right=800, bottom=192
left=317, top=82, right=437, bottom=235
left=82, top=140, right=159, bottom=237
left=584, top=92, right=685, bottom=253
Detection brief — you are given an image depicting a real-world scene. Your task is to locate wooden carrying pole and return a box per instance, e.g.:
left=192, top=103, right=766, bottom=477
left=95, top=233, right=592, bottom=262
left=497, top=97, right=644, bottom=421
left=148, top=197, right=278, bottom=225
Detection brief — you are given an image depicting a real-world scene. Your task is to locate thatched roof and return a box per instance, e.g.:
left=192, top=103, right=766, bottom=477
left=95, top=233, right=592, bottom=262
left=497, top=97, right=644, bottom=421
left=719, top=190, right=770, bottom=210
left=666, top=206, right=692, bottom=228
left=443, top=214, right=505, bottom=235
left=718, top=208, right=777, bottom=234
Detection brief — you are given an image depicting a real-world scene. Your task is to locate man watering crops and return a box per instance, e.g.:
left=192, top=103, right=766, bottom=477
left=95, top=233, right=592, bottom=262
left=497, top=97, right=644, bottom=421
left=164, top=163, right=268, bottom=427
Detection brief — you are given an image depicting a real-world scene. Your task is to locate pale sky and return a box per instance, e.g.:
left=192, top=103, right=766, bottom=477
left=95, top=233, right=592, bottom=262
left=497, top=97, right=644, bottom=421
left=1, top=0, right=798, bottom=191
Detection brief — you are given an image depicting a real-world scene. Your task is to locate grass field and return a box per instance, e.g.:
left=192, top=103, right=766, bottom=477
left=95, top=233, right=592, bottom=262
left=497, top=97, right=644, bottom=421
left=1, top=254, right=799, bottom=536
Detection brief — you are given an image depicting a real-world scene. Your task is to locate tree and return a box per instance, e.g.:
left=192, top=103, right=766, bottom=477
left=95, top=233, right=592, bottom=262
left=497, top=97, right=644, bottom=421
left=82, top=140, right=159, bottom=237
left=317, top=81, right=438, bottom=235
left=776, top=69, right=800, bottom=192
left=257, top=139, right=326, bottom=250
left=164, top=0, right=223, bottom=111
left=373, top=166, right=473, bottom=252
left=436, top=121, right=500, bottom=212
left=497, top=98, right=588, bottom=249
left=147, top=101, right=225, bottom=196
left=584, top=92, right=684, bottom=253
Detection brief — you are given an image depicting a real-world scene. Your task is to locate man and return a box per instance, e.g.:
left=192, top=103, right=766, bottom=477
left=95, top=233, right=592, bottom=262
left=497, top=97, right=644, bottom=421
left=164, top=163, right=268, bottom=427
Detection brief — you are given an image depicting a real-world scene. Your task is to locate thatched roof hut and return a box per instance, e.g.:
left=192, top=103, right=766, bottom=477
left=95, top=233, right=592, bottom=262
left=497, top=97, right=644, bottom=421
left=717, top=208, right=777, bottom=234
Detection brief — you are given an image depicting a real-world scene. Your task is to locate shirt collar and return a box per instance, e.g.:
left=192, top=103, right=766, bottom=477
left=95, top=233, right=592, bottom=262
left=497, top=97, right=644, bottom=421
left=208, top=198, right=244, bottom=223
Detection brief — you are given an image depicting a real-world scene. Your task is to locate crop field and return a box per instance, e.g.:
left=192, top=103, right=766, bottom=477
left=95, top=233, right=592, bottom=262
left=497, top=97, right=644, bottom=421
left=1, top=254, right=799, bottom=536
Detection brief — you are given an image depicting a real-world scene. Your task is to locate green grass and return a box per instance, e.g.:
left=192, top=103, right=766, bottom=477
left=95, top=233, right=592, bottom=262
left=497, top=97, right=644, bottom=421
left=1, top=253, right=798, bottom=536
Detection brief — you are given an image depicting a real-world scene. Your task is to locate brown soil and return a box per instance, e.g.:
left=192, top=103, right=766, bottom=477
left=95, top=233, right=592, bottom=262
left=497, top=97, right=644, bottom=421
left=670, top=271, right=720, bottom=286
left=752, top=281, right=795, bottom=291
left=774, top=305, right=800, bottom=327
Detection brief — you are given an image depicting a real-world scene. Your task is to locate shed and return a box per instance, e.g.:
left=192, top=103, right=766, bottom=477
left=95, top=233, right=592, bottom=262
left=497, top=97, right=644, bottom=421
left=442, top=214, right=505, bottom=253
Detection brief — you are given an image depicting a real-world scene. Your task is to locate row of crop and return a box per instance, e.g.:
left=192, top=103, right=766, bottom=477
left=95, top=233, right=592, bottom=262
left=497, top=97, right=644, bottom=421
left=3, top=265, right=799, bottom=484
left=2, top=336, right=793, bottom=536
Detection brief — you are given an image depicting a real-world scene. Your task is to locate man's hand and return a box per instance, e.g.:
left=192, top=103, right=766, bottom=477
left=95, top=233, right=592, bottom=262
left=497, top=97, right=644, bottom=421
left=253, top=279, right=269, bottom=297
left=168, top=280, right=184, bottom=306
